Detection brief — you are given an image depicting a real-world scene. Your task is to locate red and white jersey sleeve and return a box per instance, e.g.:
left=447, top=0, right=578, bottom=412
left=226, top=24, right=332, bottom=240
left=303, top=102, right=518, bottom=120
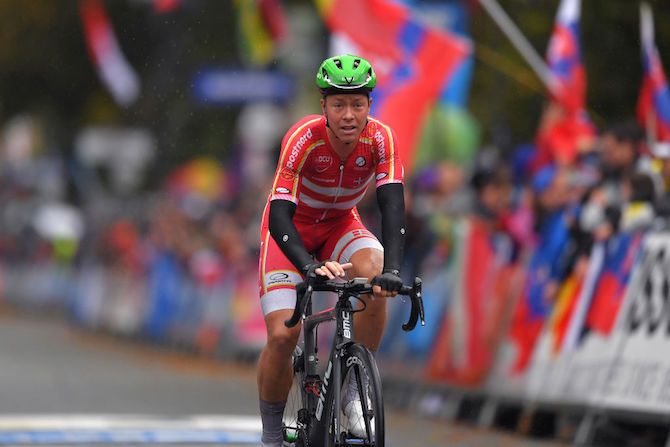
left=368, top=117, right=404, bottom=188
left=270, top=115, right=325, bottom=205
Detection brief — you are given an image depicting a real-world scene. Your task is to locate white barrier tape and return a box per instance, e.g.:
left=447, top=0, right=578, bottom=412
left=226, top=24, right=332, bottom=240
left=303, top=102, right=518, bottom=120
left=0, top=415, right=260, bottom=431
left=0, top=430, right=260, bottom=444
left=0, top=415, right=261, bottom=444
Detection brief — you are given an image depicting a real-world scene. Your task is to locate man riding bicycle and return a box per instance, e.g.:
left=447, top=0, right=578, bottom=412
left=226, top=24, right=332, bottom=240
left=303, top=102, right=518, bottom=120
left=257, top=54, right=407, bottom=447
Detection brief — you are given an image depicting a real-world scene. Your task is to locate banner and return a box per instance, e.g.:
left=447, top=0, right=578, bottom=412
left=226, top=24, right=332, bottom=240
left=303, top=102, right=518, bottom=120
left=597, top=232, right=670, bottom=413
left=319, top=0, right=471, bottom=172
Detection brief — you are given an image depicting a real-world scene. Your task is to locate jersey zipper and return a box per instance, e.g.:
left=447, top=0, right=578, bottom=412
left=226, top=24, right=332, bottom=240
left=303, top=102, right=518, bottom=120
left=318, top=161, right=345, bottom=222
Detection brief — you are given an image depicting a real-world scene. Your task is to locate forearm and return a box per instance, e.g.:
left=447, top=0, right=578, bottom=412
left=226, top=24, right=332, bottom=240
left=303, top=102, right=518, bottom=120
left=268, top=200, right=313, bottom=273
left=376, top=183, right=406, bottom=273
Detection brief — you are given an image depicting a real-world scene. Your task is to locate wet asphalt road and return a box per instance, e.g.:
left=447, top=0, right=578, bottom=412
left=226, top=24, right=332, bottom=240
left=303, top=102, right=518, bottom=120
left=0, top=309, right=571, bottom=446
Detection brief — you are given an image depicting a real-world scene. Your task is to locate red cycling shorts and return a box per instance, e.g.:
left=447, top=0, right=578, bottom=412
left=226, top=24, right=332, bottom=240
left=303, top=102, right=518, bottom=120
left=258, top=206, right=383, bottom=316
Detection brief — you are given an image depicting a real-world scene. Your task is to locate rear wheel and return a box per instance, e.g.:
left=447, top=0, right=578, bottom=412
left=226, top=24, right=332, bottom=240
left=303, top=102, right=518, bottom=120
left=283, top=345, right=307, bottom=446
left=334, top=343, right=384, bottom=446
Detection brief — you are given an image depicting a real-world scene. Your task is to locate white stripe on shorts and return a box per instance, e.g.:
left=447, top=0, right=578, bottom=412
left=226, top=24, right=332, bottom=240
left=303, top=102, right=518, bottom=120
left=260, top=288, right=297, bottom=316
left=330, top=230, right=383, bottom=264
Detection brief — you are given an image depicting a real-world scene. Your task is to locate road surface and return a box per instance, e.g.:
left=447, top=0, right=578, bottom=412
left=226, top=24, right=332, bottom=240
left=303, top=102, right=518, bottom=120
left=0, top=308, right=570, bottom=446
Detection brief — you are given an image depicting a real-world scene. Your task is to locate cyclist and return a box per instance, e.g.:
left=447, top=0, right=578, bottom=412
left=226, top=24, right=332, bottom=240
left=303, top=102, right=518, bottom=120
left=257, top=54, right=406, bottom=446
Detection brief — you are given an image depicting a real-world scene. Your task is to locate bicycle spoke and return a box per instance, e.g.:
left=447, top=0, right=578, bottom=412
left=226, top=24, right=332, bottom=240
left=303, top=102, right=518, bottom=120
left=283, top=348, right=307, bottom=445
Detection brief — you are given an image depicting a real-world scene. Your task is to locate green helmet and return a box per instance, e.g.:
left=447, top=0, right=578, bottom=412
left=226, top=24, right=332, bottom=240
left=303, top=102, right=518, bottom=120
left=315, top=54, right=376, bottom=95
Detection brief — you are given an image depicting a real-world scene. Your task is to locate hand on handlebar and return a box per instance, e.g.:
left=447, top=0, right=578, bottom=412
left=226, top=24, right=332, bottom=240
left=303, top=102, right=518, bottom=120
left=303, top=260, right=352, bottom=281
left=371, top=269, right=403, bottom=298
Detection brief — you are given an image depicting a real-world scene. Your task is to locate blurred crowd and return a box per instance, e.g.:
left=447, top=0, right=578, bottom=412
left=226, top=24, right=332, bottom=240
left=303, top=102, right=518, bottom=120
left=1, top=114, right=669, bottom=324
left=404, top=119, right=669, bottom=309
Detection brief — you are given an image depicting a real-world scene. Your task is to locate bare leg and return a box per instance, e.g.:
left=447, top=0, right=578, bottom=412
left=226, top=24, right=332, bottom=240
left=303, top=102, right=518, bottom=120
left=347, top=248, right=386, bottom=350
left=257, top=309, right=301, bottom=402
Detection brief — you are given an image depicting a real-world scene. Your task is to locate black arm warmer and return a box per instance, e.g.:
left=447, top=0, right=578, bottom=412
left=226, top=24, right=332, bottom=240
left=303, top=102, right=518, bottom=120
left=268, top=199, right=313, bottom=273
left=376, top=183, right=406, bottom=273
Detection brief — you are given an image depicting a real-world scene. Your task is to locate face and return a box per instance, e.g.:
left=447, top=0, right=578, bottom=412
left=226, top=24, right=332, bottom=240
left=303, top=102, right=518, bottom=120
left=600, top=133, right=636, bottom=170
left=538, top=168, right=572, bottom=211
left=321, top=93, right=371, bottom=145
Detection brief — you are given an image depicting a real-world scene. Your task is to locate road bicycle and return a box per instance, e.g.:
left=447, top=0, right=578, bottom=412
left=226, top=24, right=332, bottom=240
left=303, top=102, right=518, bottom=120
left=282, top=275, right=424, bottom=446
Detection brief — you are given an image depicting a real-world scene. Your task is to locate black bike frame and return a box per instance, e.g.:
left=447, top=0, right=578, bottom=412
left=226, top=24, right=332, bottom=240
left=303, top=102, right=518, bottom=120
left=285, top=276, right=423, bottom=445
left=301, top=290, right=358, bottom=445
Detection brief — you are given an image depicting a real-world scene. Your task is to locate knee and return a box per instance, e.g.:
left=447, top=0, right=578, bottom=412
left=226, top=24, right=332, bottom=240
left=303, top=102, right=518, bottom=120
left=266, top=325, right=300, bottom=355
left=350, top=249, right=383, bottom=281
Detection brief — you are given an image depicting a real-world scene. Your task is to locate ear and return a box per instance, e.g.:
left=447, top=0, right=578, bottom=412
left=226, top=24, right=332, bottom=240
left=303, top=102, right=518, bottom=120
left=320, top=97, right=326, bottom=114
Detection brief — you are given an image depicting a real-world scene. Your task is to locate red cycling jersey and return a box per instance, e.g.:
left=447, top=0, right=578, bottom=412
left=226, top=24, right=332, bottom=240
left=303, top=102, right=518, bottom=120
left=257, top=114, right=404, bottom=315
left=268, top=114, right=404, bottom=223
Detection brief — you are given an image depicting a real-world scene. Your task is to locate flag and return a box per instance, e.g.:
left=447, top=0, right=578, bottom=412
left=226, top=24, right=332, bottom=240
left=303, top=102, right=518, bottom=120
left=79, top=0, right=140, bottom=107
left=533, top=0, right=595, bottom=169
left=153, top=0, right=180, bottom=14
left=427, top=217, right=518, bottom=386
left=637, top=3, right=670, bottom=143
left=546, top=0, right=586, bottom=112
left=318, top=0, right=471, bottom=172
left=548, top=271, right=584, bottom=354
left=235, top=0, right=288, bottom=67
left=508, top=207, right=574, bottom=373
left=586, top=232, right=642, bottom=335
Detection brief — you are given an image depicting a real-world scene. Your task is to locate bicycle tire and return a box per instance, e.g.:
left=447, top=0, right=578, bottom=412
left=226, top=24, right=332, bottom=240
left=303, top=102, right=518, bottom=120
left=330, top=343, right=385, bottom=447
left=283, top=345, right=307, bottom=446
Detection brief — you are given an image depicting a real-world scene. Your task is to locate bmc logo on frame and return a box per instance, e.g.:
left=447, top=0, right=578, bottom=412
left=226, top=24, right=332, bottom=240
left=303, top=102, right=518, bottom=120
left=342, top=311, right=352, bottom=339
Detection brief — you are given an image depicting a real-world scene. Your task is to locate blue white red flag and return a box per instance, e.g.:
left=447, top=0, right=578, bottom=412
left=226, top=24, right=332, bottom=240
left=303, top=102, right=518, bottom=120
left=637, top=3, right=670, bottom=143
left=586, top=232, right=642, bottom=336
left=533, top=0, right=595, bottom=168
left=509, top=206, right=575, bottom=372
left=546, top=0, right=586, bottom=112
left=318, top=0, right=471, bottom=171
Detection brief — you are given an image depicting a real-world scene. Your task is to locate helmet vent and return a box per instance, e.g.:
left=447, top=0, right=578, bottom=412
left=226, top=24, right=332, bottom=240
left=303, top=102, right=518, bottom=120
left=321, top=68, right=329, bottom=80
left=334, top=58, right=342, bottom=69
left=353, top=59, right=361, bottom=69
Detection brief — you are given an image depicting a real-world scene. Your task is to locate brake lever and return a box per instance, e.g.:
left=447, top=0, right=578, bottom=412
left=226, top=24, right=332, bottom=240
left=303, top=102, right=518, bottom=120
left=401, top=277, right=424, bottom=332
left=285, top=282, right=312, bottom=328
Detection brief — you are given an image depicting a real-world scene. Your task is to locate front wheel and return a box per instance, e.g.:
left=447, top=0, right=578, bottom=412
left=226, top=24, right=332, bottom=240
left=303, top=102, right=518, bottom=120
left=333, top=343, right=385, bottom=447
left=283, top=345, right=307, bottom=446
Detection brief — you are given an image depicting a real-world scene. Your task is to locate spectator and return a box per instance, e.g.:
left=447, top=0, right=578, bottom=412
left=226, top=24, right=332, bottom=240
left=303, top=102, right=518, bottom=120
left=619, top=172, right=657, bottom=232
left=470, top=163, right=513, bottom=228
